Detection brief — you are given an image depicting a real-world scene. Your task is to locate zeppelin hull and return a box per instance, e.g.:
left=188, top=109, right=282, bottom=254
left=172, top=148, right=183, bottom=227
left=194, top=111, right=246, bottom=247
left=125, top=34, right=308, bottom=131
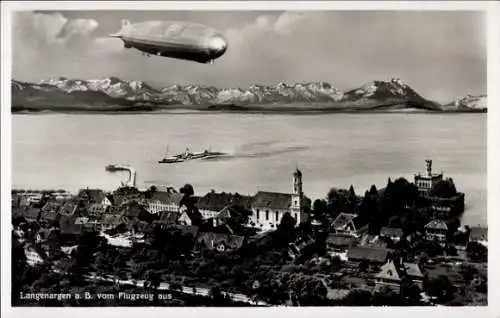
left=113, top=20, right=227, bottom=63
left=123, top=38, right=212, bottom=63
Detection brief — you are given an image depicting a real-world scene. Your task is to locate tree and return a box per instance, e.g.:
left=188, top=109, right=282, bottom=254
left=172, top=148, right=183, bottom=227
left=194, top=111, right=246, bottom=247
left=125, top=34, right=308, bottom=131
left=358, top=259, right=369, bottom=273
left=209, top=286, right=225, bottom=305
left=430, top=178, right=458, bottom=198
left=400, top=276, right=422, bottom=305
left=327, top=188, right=357, bottom=215
left=312, top=199, right=328, bottom=221
left=424, top=275, right=456, bottom=303
left=341, top=289, right=372, bottom=306
left=11, top=236, right=27, bottom=305
left=466, top=242, right=487, bottom=263
left=278, top=212, right=296, bottom=232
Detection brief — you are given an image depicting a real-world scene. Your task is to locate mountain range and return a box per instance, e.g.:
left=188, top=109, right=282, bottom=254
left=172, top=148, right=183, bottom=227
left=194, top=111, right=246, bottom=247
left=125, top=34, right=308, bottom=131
left=11, top=77, right=487, bottom=113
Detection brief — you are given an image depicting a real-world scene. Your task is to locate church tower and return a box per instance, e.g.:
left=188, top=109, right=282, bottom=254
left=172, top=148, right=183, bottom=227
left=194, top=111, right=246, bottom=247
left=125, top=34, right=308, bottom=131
left=293, top=168, right=303, bottom=196
left=291, top=168, right=304, bottom=222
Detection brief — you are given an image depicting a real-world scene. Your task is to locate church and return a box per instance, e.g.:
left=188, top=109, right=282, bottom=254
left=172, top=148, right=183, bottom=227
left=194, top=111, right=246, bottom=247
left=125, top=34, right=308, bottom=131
left=249, top=168, right=310, bottom=231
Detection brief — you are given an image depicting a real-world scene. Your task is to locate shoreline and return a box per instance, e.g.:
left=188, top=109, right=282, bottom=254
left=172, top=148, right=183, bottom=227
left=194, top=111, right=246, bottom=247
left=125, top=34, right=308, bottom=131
left=11, top=108, right=487, bottom=115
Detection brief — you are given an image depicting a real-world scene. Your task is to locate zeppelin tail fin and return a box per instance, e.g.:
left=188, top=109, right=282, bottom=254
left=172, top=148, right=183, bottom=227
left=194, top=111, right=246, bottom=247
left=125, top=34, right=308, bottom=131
left=110, top=20, right=131, bottom=37
left=121, top=19, right=131, bottom=28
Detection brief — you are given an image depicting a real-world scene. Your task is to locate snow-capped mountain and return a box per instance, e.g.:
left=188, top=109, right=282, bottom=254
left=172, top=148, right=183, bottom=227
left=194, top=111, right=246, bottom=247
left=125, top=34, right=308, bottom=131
left=447, top=94, right=487, bottom=111
left=38, top=77, right=159, bottom=100
left=343, top=78, right=426, bottom=102
left=10, top=76, right=486, bottom=113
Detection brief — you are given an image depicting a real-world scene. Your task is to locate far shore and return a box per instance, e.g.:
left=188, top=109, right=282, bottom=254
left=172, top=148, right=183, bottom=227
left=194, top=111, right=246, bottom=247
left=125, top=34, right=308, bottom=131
left=10, top=103, right=487, bottom=115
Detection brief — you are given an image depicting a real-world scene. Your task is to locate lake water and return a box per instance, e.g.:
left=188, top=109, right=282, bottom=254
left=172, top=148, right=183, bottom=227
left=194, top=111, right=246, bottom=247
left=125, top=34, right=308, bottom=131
left=12, top=112, right=487, bottom=226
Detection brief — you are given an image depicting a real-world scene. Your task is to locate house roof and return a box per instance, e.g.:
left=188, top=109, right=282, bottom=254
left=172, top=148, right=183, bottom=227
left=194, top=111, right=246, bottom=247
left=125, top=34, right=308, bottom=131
left=60, top=215, right=83, bottom=235
left=155, top=211, right=179, bottom=225
left=40, top=209, right=59, bottom=222
left=176, top=225, right=199, bottom=238
left=326, top=234, right=357, bottom=246
left=59, top=201, right=79, bottom=216
left=149, top=191, right=184, bottom=206
left=123, top=202, right=147, bottom=218
left=425, top=220, right=448, bottom=230
left=41, top=201, right=61, bottom=213
left=331, top=213, right=358, bottom=230
left=75, top=217, right=89, bottom=225
left=347, top=246, right=389, bottom=263
left=12, top=206, right=25, bottom=218
left=104, top=194, right=115, bottom=205
left=469, top=226, right=487, bottom=241
left=23, top=208, right=40, bottom=220
left=101, top=214, right=126, bottom=226
left=403, top=262, right=423, bottom=278
left=380, top=227, right=404, bottom=238
left=251, top=191, right=291, bottom=210
left=197, top=192, right=252, bottom=211
left=215, top=205, right=245, bottom=220
left=129, top=220, right=150, bottom=232
left=78, top=189, right=106, bottom=203
left=197, top=232, right=245, bottom=250
left=374, top=261, right=401, bottom=281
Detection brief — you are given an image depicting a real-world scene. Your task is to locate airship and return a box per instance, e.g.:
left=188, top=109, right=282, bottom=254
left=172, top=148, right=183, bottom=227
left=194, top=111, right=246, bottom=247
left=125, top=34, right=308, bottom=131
left=110, top=20, right=228, bottom=64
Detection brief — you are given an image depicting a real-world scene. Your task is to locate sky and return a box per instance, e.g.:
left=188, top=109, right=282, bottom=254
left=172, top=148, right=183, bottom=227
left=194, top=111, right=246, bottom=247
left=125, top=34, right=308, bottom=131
left=12, top=10, right=486, bottom=103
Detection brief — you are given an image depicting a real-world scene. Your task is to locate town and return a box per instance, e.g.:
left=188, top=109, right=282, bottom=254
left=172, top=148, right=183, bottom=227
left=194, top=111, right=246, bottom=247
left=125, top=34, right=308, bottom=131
left=11, top=160, right=487, bottom=306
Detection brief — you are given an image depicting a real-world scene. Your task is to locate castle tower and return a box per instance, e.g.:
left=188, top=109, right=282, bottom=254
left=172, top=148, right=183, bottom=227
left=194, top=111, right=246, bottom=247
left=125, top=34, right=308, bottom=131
left=426, top=159, right=432, bottom=177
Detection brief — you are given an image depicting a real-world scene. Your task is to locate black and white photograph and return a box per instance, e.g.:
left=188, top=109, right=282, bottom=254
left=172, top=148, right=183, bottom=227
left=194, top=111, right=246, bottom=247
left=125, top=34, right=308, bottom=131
left=1, top=0, right=497, bottom=313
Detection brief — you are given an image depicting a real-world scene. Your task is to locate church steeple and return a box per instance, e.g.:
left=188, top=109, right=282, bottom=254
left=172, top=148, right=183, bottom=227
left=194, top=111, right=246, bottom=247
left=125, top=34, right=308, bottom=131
left=293, top=167, right=303, bottom=196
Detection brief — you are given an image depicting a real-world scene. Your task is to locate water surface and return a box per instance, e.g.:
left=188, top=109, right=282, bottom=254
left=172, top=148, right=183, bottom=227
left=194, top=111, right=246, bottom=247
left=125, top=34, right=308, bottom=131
left=12, top=113, right=487, bottom=226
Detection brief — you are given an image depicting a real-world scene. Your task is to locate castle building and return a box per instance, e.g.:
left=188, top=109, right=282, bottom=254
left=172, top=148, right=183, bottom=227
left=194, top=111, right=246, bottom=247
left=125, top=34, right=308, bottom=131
left=249, top=168, right=309, bottom=231
left=414, top=160, right=443, bottom=196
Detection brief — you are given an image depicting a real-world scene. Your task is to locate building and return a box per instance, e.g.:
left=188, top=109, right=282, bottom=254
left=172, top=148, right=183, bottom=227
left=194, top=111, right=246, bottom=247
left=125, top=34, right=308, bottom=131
left=24, top=244, right=46, bottom=267
left=197, top=192, right=237, bottom=219
left=373, top=260, right=402, bottom=293
left=250, top=168, right=309, bottom=230
left=59, top=201, right=79, bottom=216
left=100, top=214, right=128, bottom=231
left=23, top=208, right=40, bottom=223
left=197, top=191, right=252, bottom=220
left=59, top=214, right=84, bottom=236
left=402, top=262, right=424, bottom=289
left=379, top=227, right=404, bottom=243
left=146, top=191, right=184, bottom=215
left=331, top=213, right=368, bottom=237
left=414, top=160, right=443, bottom=196
left=424, top=220, right=448, bottom=242
left=196, top=232, right=245, bottom=252
left=153, top=211, right=180, bottom=229
left=373, top=260, right=424, bottom=293
left=325, top=233, right=358, bottom=254
left=39, top=208, right=60, bottom=227
left=359, top=233, right=388, bottom=249
left=78, top=189, right=106, bottom=204
left=346, top=246, right=390, bottom=265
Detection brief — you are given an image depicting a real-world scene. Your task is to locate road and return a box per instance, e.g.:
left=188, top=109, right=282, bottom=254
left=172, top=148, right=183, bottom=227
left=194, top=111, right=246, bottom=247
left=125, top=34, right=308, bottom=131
left=85, top=272, right=269, bottom=306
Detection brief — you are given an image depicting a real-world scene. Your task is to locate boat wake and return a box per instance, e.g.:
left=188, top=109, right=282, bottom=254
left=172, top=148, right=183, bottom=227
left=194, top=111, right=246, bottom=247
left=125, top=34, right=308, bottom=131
left=201, top=143, right=309, bottom=161
left=158, top=141, right=309, bottom=164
